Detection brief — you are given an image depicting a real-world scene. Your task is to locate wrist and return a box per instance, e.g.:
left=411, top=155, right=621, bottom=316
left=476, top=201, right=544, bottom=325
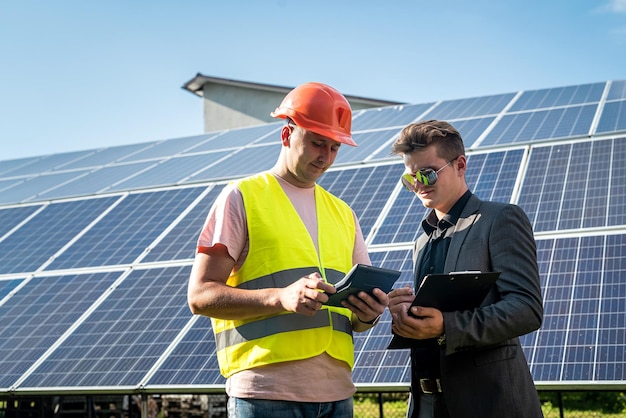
left=358, top=314, right=381, bottom=325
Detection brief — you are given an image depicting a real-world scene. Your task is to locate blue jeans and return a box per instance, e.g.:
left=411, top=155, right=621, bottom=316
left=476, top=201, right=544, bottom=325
left=227, top=397, right=354, bottom=418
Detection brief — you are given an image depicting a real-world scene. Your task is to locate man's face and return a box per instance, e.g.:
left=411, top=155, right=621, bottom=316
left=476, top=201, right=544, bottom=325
left=284, top=125, right=341, bottom=187
left=401, top=145, right=466, bottom=215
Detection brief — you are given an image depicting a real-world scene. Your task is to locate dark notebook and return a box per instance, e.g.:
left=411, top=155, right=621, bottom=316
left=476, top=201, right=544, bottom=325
left=387, top=271, right=500, bottom=349
left=324, top=264, right=401, bottom=307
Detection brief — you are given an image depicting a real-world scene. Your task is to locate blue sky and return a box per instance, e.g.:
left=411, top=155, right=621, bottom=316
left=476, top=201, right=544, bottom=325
left=1, top=0, right=625, bottom=161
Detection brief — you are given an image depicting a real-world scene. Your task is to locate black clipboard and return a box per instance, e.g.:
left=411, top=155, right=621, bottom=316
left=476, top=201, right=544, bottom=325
left=324, top=264, right=401, bottom=307
left=387, top=271, right=500, bottom=349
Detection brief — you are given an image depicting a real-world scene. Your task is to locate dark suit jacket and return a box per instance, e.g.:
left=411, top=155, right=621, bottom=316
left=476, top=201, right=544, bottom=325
left=412, top=194, right=544, bottom=418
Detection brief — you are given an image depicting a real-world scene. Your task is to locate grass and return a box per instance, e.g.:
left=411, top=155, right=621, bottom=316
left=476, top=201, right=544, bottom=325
left=353, top=393, right=626, bottom=418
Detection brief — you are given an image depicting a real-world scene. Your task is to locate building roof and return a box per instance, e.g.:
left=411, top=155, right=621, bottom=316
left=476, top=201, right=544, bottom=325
left=181, top=73, right=404, bottom=107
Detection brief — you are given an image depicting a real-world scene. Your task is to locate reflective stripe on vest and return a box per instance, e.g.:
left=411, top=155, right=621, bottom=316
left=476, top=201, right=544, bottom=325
left=215, top=310, right=352, bottom=352
left=236, top=267, right=346, bottom=290
left=212, top=172, right=356, bottom=377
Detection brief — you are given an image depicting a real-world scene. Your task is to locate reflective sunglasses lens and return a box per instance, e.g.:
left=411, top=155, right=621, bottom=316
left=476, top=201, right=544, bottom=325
left=401, top=174, right=415, bottom=190
left=415, top=169, right=437, bottom=186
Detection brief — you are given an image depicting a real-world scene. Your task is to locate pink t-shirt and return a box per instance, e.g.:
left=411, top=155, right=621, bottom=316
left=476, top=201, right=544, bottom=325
left=197, top=173, right=371, bottom=402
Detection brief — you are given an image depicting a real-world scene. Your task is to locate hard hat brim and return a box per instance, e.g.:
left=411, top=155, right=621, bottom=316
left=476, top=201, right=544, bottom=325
left=271, top=111, right=358, bottom=147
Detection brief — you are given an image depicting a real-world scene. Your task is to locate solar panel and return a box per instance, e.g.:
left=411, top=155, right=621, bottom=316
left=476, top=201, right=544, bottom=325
left=0, top=272, right=121, bottom=390
left=1, top=150, right=95, bottom=177
left=509, top=82, right=605, bottom=112
left=318, top=164, right=405, bottom=241
left=58, top=142, right=160, bottom=171
left=0, top=204, right=42, bottom=238
left=370, top=187, right=424, bottom=245
left=524, top=234, right=626, bottom=382
left=184, top=124, right=280, bottom=153
left=0, top=170, right=92, bottom=204
left=517, top=138, right=626, bottom=232
left=19, top=266, right=192, bottom=389
left=608, top=137, right=626, bottom=226
left=46, top=187, right=204, bottom=270
left=481, top=105, right=598, bottom=147
left=334, top=129, right=400, bottom=165
left=0, top=196, right=120, bottom=274
left=607, top=79, right=626, bottom=100
left=352, top=249, right=414, bottom=384
left=107, top=154, right=220, bottom=192
left=0, top=156, right=43, bottom=177
left=35, top=161, right=157, bottom=201
left=0, top=178, right=29, bottom=195
left=141, top=186, right=223, bottom=263
left=0, top=278, right=23, bottom=301
left=448, top=117, right=496, bottom=149
left=596, top=101, right=626, bottom=134
left=116, top=134, right=218, bottom=162
left=185, top=145, right=278, bottom=182
left=423, top=93, right=516, bottom=120
left=146, top=315, right=225, bottom=386
left=248, top=122, right=284, bottom=145
left=469, top=149, right=525, bottom=201
left=351, top=103, right=434, bottom=132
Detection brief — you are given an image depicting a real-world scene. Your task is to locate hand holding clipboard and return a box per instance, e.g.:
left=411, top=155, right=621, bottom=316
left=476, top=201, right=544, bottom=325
left=387, top=271, right=500, bottom=349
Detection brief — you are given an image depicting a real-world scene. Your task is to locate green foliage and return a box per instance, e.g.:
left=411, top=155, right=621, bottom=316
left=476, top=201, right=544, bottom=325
left=354, top=392, right=408, bottom=418
left=354, top=391, right=626, bottom=417
left=540, top=391, right=626, bottom=414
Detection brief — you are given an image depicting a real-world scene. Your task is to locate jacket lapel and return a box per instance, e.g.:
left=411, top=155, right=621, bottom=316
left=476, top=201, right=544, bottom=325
left=443, top=194, right=482, bottom=272
left=412, top=232, right=429, bottom=286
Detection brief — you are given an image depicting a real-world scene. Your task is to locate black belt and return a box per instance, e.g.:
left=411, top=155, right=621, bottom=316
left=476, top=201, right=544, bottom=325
left=418, top=378, right=442, bottom=394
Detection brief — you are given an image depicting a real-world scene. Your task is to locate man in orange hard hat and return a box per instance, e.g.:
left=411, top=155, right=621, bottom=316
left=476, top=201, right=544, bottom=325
left=188, top=82, right=388, bottom=417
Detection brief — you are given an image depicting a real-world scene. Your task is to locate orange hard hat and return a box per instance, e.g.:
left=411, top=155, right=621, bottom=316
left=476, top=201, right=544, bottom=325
left=270, top=82, right=356, bottom=147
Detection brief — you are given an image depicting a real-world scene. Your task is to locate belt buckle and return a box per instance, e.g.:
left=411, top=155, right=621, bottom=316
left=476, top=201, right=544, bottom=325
left=419, top=378, right=442, bottom=394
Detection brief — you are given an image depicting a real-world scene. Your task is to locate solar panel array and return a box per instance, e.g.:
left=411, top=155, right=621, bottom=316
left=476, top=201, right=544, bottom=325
left=1, top=79, right=626, bottom=395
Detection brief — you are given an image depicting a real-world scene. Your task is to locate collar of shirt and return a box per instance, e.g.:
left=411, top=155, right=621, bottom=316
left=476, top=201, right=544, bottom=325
left=422, top=190, right=473, bottom=236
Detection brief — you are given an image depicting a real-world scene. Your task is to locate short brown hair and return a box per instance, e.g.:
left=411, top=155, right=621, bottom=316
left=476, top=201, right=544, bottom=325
left=391, top=120, right=465, bottom=161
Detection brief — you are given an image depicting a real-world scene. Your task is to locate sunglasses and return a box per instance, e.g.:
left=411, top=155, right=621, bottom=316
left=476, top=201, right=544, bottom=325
left=401, top=157, right=458, bottom=190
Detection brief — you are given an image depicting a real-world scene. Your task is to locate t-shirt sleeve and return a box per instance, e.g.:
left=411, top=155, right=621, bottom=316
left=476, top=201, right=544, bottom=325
left=196, top=183, right=248, bottom=265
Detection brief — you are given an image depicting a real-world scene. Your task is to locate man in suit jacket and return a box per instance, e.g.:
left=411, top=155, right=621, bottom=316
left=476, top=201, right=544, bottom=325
left=388, top=120, right=544, bottom=418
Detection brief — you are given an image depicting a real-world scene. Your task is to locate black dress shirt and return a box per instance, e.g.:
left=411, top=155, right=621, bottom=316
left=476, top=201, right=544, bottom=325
left=411, top=190, right=472, bottom=381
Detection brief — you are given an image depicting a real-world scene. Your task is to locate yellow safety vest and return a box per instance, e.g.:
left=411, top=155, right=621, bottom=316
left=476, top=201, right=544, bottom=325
left=212, top=172, right=356, bottom=377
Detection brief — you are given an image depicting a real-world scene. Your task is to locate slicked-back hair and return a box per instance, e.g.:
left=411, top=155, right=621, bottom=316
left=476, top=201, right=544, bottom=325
left=391, top=120, right=465, bottom=161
